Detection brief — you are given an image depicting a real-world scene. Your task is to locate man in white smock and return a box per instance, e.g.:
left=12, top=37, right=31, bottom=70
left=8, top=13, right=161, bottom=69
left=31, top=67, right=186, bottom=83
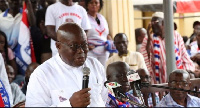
left=25, top=23, right=107, bottom=107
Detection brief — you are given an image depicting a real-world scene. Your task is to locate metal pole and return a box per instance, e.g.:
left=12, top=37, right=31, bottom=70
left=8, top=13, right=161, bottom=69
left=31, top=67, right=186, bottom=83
left=163, top=0, right=176, bottom=81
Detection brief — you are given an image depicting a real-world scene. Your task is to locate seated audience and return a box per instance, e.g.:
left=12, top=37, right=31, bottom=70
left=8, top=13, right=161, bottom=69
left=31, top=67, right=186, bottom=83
left=136, top=68, right=159, bottom=107
left=5, top=64, right=25, bottom=106
left=22, top=62, right=39, bottom=94
left=106, top=33, right=147, bottom=71
left=156, top=69, right=200, bottom=107
left=106, top=61, right=142, bottom=107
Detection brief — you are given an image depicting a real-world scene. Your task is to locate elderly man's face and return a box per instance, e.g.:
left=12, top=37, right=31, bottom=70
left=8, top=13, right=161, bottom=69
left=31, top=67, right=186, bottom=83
left=168, top=73, right=191, bottom=100
left=108, top=64, right=130, bottom=93
left=114, top=34, right=128, bottom=55
left=151, top=17, right=163, bottom=36
left=57, top=30, right=88, bottom=67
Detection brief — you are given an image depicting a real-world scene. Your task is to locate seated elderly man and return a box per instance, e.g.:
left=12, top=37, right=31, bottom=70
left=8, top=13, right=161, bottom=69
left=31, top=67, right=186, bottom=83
left=136, top=69, right=159, bottom=107
left=106, top=61, right=142, bottom=107
left=156, top=69, right=200, bottom=107
left=5, top=64, right=25, bottom=106
left=106, top=33, right=147, bottom=71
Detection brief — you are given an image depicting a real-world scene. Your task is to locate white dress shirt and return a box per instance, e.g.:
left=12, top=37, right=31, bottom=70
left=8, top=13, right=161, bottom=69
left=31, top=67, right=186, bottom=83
left=25, top=54, right=108, bottom=107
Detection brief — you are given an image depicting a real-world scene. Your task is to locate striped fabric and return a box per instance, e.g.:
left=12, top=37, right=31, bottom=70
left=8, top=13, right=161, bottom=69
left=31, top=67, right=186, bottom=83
left=140, top=31, right=195, bottom=84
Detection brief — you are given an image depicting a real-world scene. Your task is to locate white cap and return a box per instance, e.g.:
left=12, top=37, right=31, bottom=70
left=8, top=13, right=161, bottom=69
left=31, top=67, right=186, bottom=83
left=152, top=12, right=164, bottom=19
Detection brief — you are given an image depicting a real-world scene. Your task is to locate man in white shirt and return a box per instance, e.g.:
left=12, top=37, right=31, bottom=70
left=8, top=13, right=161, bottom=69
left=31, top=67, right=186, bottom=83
left=25, top=23, right=107, bottom=107
left=106, top=33, right=147, bottom=71
left=156, top=69, right=200, bottom=107
left=45, top=0, right=91, bottom=56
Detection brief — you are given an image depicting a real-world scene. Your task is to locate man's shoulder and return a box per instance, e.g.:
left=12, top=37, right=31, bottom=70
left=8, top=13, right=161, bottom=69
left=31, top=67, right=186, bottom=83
left=188, top=94, right=200, bottom=102
left=46, top=2, right=60, bottom=10
left=156, top=96, right=168, bottom=107
left=129, top=51, right=142, bottom=56
left=32, top=57, right=55, bottom=75
left=106, top=53, right=119, bottom=62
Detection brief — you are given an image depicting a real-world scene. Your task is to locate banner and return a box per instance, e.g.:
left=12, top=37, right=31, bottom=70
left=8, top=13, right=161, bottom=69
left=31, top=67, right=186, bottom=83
left=14, top=3, right=36, bottom=75
left=0, top=80, right=10, bottom=107
left=176, top=0, right=200, bottom=13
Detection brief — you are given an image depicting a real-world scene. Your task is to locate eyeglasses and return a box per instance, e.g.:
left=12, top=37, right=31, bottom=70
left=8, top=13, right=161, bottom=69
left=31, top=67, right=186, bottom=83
left=169, top=81, right=189, bottom=88
left=58, top=41, right=88, bottom=51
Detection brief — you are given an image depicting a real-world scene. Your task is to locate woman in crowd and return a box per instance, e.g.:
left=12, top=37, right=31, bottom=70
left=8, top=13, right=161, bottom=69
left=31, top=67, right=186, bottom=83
left=0, top=31, right=17, bottom=75
left=85, top=0, right=115, bottom=67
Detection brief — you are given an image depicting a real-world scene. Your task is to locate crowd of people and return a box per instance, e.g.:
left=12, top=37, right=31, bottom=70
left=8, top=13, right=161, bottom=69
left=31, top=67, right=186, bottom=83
left=0, top=0, right=200, bottom=107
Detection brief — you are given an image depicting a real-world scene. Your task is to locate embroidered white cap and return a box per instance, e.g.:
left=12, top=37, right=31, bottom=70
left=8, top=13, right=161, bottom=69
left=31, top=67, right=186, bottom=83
left=152, top=12, right=164, bottom=19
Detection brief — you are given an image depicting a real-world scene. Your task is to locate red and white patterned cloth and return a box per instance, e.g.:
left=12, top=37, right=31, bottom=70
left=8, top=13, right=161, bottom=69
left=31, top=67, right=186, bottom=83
left=140, top=31, right=195, bottom=84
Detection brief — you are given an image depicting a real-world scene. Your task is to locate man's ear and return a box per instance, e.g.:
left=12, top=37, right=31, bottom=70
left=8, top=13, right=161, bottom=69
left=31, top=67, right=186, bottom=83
left=56, top=41, right=61, bottom=50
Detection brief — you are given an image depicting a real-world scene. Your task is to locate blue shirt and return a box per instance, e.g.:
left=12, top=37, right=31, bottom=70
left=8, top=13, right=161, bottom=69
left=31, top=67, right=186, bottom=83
left=156, top=93, right=200, bottom=107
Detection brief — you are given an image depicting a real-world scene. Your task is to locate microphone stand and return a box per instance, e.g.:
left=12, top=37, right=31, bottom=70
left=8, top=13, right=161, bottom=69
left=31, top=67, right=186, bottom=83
left=141, top=83, right=200, bottom=94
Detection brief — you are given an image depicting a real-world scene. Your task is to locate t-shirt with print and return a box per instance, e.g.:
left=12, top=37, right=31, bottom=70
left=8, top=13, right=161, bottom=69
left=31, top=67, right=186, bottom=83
left=45, top=2, right=91, bottom=56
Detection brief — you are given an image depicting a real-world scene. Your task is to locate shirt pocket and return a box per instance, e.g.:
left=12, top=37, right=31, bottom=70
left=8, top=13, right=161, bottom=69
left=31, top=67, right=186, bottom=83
left=50, top=89, right=69, bottom=106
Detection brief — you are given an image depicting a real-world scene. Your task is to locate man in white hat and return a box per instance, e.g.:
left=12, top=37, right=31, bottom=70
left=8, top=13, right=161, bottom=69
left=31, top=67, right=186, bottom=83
left=140, top=12, right=195, bottom=84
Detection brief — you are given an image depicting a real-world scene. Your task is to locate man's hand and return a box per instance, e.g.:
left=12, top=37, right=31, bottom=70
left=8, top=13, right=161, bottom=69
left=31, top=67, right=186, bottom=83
left=88, top=45, right=95, bottom=50
left=69, top=88, right=91, bottom=107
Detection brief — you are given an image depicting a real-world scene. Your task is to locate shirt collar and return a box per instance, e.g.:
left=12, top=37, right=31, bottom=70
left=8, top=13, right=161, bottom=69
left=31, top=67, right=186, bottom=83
left=3, top=8, right=22, bottom=17
left=166, top=93, right=191, bottom=107
left=119, top=51, right=129, bottom=58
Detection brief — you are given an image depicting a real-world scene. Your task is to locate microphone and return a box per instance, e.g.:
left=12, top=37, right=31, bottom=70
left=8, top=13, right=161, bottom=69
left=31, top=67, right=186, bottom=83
left=127, top=70, right=142, bottom=97
left=104, top=81, right=147, bottom=107
left=82, top=67, right=90, bottom=89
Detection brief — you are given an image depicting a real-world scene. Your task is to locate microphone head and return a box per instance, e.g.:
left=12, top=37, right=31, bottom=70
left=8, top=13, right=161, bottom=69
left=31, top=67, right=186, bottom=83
left=104, top=81, right=110, bottom=87
left=127, top=70, right=140, bottom=82
left=82, top=67, right=90, bottom=76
